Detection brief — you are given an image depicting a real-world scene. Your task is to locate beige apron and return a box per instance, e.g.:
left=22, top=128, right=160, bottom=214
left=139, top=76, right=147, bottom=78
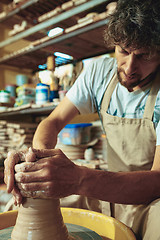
left=100, top=71, right=160, bottom=239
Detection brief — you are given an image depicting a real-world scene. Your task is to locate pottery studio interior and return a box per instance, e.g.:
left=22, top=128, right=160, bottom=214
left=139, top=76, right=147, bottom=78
left=0, top=0, right=159, bottom=239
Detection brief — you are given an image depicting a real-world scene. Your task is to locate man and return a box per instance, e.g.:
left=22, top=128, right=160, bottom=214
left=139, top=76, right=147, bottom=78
left=4, top=0, right=160, bottom=239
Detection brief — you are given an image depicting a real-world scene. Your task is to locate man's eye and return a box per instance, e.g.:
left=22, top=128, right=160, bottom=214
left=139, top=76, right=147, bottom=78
left=139, top=54, right=151, bottom=61
left=120, top=49, right=128, bottom=54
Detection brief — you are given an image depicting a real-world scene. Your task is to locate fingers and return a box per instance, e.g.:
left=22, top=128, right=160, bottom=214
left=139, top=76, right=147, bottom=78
left=17, top=182, right=53, bottom=198
left=14, top=153, right=75, bottom=185
left=16, top=180, right=74, bottom=199
left=15, top=161, right=57, bottom=184
left=12, top=148, right=75, bottom=199
left=15, top=169, right=47, bottom=183
left=4, top=151, right=20, bottom=192
left=16, top=150, right=28, bottom=162
left=14, top=155, right=67, bottom=184
left=15, top=162, right=38, bottom=173
left=4, top=148, right=37, bottom=190
left=12, top=186, right=23, bottom=206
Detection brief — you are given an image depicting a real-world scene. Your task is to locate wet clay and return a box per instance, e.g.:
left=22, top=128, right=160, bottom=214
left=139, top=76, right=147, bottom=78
left=11, top=148, right=74, bottom=240
left=11, top=198, right=73, bottom=240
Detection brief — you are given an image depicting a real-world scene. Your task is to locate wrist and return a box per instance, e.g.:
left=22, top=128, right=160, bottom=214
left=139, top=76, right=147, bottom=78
left=76, top=166, right=93, bottom=196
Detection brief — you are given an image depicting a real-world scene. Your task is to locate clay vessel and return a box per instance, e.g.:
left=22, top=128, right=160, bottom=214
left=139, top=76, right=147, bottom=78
left=11, top=198, right=71, bottom=240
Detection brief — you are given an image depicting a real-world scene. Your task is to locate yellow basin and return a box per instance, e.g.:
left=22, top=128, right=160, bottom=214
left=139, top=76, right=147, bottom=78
left=0, top=208, right=136, bottom=240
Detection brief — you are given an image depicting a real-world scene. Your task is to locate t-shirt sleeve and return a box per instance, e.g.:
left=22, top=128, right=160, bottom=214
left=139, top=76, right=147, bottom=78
left=66, top=61, right=97, bottom=114
left=156, top=121, right=160, bottom=146
left=66, top=57, right=117, bottom=115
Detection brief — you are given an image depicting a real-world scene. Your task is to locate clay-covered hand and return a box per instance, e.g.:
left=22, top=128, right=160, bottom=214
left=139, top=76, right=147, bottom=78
left=14, top=148, right=81, bottom=199
left=4, top=148, right=36, bottom=205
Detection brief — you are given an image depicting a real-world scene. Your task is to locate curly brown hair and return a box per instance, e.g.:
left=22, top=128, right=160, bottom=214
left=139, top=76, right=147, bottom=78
left=104, top=0, right=160, bottom=54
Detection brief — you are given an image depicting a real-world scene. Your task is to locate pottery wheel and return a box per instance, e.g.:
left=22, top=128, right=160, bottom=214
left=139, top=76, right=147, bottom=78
left=0, top=224, right=103, bottom=240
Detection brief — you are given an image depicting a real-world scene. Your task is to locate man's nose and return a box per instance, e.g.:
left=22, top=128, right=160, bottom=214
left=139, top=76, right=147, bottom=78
left=125, top=54, right=137, bottom=76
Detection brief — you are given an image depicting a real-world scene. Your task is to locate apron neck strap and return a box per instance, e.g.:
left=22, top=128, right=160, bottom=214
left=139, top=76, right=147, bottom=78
left=101, top=72, right=118, bottom=111
left=143, top=71, right=160, bottom=120
left=101, top=70, right=160, bottom=120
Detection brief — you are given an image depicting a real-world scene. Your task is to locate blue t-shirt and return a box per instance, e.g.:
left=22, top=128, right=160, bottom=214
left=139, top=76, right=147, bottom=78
left=66, top=57, right=160, bottom=145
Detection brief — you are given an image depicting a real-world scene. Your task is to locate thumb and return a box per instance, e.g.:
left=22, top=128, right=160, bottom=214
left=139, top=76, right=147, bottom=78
left=31, top=148, right=58, bottom=158
left=25, top=147, right=37, bottom=162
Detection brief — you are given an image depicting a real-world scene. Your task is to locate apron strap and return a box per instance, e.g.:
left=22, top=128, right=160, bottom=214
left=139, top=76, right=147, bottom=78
left=143, top=71, right=160, bottom=120
left=101, top=72, right=118, bottom=111
left=101, top=69, right=160, bottom=120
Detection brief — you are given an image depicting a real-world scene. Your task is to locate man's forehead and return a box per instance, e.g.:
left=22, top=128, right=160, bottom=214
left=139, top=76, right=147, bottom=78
left=117, top=45, right=160, bottom=62
left=119, top=45, right=150, bottom=54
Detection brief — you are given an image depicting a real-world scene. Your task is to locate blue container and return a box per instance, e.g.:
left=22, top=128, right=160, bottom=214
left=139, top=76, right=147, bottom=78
left=36, top=83, right=49, bottom=105
left=16, top=75, right=28, bottom=86
left=5, top=84, right=17, bottom=97
left=59, top=123, right=92, bottom=145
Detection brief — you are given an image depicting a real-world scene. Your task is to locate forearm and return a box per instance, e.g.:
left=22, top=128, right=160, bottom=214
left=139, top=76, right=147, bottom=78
left=77, top=168, right=160, bottom=204
left=33, top=117, right=59, bottom=149
left=32, top=97, right=79, bottom=150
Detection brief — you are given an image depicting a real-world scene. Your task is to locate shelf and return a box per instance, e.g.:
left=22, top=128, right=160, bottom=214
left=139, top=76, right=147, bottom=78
left=0, top=104, right=99, bottom=124
left=0, top=103, right=56, bottom=120
left=0, top=0, right=67, bottom=25
left=0, top=0, right=39, bottom=23
left=0, top=17, right=111, bottom=69
left=0, top=0, right=110, bottom=48
left=0, top=0, right=114, bottom=70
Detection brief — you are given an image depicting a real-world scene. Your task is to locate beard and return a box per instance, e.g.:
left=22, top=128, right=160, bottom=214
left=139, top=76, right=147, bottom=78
left=117, top=68, right=155, bottom=91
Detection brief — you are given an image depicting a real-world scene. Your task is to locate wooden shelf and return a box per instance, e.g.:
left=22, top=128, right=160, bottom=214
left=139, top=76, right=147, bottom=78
left=0, top=18, right=110, bottom=69
left=0, top=103, right=56, bottom=120
left=0, top=0, right=39, bottom=23
left=0, top=0, right=114, bottom=70
left=0, top=103, right=99, bottom=123
left=0, top=0, right=109, bottom=49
